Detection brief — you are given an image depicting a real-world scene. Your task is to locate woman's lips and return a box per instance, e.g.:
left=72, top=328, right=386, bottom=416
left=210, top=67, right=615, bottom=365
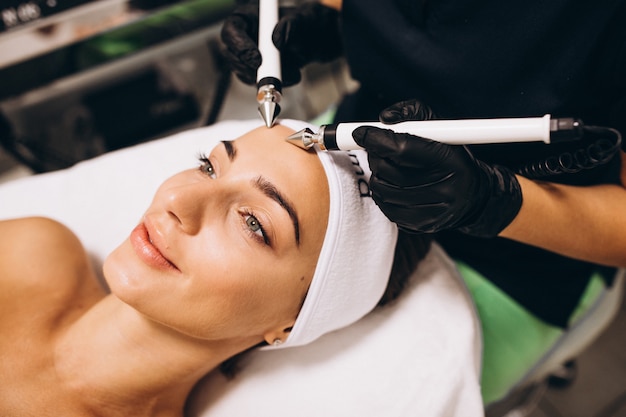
left=130, top=223, right=179, bottom=271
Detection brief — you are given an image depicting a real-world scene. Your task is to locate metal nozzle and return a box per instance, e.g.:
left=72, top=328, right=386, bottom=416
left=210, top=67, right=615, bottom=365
left=285, top=128, right=324, bottom=150
left=257, top=84, right=282, bottom=127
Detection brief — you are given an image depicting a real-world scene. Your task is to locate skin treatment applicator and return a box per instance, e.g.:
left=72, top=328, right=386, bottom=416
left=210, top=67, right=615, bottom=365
left=256, top=0, right=282, bottom=128
left=285, top=115, right=584, bottom=150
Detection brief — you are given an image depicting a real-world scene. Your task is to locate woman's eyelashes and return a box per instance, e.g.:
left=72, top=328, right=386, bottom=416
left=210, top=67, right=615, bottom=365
left=197, top=153, right=271, bottom=247
left=242, top=210, right=271, bottom=246
left=197, top=154, right=217, bottom=179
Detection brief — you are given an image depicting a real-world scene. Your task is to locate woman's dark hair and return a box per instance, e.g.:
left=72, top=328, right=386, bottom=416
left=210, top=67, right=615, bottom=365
left=219, top=231, right=431, bottom=377
left=377, top=230, right=431, bottom=306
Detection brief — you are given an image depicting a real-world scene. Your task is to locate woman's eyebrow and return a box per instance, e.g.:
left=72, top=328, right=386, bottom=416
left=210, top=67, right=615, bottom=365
left=223, top=139, right=301, bottom=246
left=253, top=176, right=301, bottom=246
left=221, top=140, right=236, bottom=160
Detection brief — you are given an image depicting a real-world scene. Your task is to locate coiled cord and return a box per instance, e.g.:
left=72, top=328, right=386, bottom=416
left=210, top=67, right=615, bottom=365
left=514, top=125, right=622, bottom=179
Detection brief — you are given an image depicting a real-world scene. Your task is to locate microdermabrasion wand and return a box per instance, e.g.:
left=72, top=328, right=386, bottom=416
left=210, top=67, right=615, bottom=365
left=286, top=115, right=584, bottom=150
left=256, top=0, right=282, bottom=128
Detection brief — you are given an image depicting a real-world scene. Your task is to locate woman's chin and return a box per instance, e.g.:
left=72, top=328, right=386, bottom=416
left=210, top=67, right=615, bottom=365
left=102, top=240, right=147, bottom=302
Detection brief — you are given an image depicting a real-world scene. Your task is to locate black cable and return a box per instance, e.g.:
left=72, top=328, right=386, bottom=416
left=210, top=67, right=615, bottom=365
left=515, top=125, right=622, bottom=179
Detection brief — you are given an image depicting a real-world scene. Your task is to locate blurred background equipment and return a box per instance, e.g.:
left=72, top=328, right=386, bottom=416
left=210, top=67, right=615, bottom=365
left=0, top=0, right=354, bottom=172
left=0, top=0, right=234, bottom=172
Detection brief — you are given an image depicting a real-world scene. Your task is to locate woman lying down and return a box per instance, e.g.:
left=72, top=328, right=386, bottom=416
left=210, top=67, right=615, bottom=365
left=0, top=124, right=431, bottom=416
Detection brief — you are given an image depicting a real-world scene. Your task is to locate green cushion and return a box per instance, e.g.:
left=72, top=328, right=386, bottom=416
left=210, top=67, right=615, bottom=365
left=458, top=261, right=605, bottom=404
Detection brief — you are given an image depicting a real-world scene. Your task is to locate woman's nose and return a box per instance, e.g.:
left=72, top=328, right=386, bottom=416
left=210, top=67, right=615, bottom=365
left=162, top=181, right=218, bottom=235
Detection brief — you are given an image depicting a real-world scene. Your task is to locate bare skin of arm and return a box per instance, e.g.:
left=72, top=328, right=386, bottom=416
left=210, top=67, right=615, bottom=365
left=320, top=0, right=342, bottom=10
left=500, top=151, right=626, bottom=268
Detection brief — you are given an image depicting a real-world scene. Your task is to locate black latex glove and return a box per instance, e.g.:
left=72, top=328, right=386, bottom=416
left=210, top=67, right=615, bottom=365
left=352, top=100, right=523, bottom=237
left=220, top=1, right=343, bottom=86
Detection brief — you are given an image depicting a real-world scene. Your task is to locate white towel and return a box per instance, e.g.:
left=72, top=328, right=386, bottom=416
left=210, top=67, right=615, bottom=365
left=0, top=119, right=484, bottom=417
left=274, top=142, right=398, bottom=348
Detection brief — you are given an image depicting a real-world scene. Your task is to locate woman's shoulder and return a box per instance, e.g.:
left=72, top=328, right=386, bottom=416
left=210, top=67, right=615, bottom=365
left=0, top=215, right=79, bottom=237
left=0, top=217, right=98, bottom=308
left=0, top=216, right=85, bottom=264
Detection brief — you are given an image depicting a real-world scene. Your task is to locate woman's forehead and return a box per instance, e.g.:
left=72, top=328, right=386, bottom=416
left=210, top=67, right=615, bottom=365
left=236, top=124, right=299, bottom=148
left=232, top=124, right=330, bottom=245
left=232, top=125, right=322, bottom=173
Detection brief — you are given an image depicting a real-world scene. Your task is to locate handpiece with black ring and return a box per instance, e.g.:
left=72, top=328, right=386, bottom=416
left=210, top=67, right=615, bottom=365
left=285, top=115, right=584, bottom=150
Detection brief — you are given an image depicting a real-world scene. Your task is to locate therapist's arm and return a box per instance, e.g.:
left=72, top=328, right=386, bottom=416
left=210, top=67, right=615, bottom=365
left=320, top=0, right=342, bottom=10
left=500, top=152, right=626, bottom=267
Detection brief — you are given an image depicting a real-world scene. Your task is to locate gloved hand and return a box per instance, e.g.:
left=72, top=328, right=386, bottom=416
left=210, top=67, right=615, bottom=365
left=352, top=100, right=523, bottom=237
left=220, top=1, right=343, bottom=86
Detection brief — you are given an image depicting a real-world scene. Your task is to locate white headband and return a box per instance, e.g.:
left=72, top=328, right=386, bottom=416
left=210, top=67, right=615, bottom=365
left=268, top=142, right=398, bottom=349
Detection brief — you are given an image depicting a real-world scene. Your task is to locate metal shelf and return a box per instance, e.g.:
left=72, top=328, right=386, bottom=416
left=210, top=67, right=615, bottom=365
left=0, top=0, right=189, bottom=69
left=0, top=0, right=236, bottom=172
left=0, top=0, right=235, bottom=100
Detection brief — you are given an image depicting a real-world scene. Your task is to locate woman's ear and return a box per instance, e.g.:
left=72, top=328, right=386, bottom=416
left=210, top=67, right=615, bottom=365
left=263, top=324, right=293, bottom=346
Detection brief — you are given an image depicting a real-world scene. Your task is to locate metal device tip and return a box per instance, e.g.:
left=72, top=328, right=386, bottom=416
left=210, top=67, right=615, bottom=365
left=285, top=130, right=310, bottom=149
left=285, top=128, right=317, bottom=150
left=258, top=101, right=281, bottom=128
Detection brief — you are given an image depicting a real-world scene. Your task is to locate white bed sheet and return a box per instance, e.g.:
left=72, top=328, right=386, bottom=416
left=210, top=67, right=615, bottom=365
left=0, top=119, right=484, bottom=417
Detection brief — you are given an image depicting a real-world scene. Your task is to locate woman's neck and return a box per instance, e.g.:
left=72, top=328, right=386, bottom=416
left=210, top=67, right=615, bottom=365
left=53, top=295, right=255, bottom=417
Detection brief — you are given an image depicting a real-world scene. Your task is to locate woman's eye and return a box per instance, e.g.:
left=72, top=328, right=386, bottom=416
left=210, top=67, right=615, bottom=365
left=198, top=156, right=217, bottom=179
left=245, top=213, right=269, bottom=245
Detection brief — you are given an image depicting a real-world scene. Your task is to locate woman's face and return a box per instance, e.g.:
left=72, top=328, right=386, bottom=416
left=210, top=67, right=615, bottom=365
left=104, top=124, right=329, bottom=346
